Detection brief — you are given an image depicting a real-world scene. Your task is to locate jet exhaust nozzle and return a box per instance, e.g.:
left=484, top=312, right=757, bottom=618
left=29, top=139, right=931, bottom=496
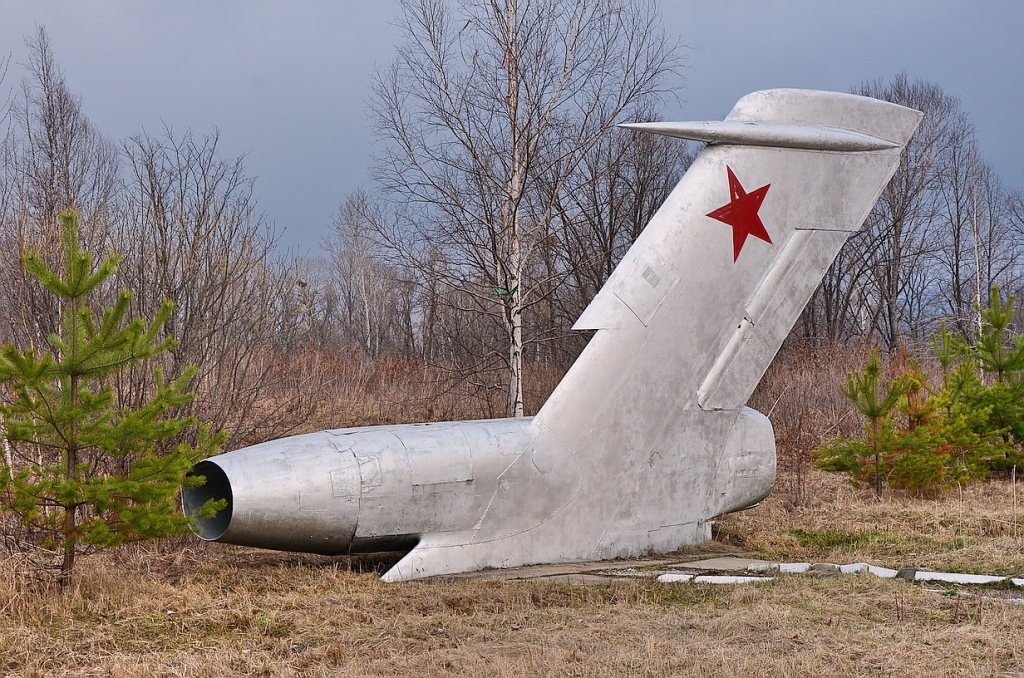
left=183, top=460, right=234, bottom=541
left=181, top=434, right=364, bottom=555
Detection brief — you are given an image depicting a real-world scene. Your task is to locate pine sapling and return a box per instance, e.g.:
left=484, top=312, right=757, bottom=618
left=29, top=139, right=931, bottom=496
left=0, top=210, right=227, bottom=589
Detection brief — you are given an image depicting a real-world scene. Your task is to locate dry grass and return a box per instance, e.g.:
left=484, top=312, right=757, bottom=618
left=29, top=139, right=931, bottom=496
left=718, top=467, right=1024, bottom=576
left=3, top=471, right=1024, bottom=677
left=3, top=537, right=1024, bottom=677
left=285, top=351, right=568, bottom=434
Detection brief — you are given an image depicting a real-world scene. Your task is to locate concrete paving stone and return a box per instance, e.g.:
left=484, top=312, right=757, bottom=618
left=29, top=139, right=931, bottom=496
left=670, top=556, right=769, bottom=572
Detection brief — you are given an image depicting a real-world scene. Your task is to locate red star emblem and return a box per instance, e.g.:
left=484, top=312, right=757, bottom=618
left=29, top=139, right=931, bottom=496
left=706, top=166, right=772, bottom=261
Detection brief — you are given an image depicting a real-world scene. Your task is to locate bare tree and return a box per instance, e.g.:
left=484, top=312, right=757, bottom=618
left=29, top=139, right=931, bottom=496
left=369, top=0, right=683, bottom=416
left=322, top=191, right=417, bottom=358
left=0, top=53, right=11, bottom=473
left=551, top=116, right=695, bottom=326
left=116, top=127, right=319, bottom=447
left=969, top=166, right=1023, bottom=318
left=933, top=123, right=984, bottom=335
left=0, top=32, right=126, bottom=553
left=797, top=74, right=1024, bottom=351
left=858, top=74, right=966, bottom=350
left=925, top=123, right=1024, bottom=338
left=0, top=27, right=119, bottom=350
left=799, top=74, right=998, bottom=348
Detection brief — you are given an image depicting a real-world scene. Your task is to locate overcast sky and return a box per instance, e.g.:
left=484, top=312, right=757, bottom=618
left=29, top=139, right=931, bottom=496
left=1, top=1, right=1021, bottom=253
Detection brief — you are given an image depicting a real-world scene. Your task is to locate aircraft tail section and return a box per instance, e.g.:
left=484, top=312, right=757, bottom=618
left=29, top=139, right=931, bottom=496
left=194, top=89, right=922, bottom=583
left=379, top=90, right=921, bottom=581
left=191, top=90, right=922, bottom=583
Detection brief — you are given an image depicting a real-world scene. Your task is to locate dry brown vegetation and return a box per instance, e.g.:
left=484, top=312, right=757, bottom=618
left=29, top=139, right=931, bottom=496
left=278, top=351, right=567, bottom=432
left=720, top=467, right=1024, bottom=576
left=3, top=477, right=1024, bottom=678
left=4, top=342, right=1024, bottom=676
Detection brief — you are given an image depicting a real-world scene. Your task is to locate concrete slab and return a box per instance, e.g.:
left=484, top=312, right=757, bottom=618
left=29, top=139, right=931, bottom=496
left=668, top=556, right=769, bottom=572
left=658, top=573, right=694, bottom=583
left=531, top=574, right=622, bottom=585
left=915, top=571, right=1007, bottom=585
left=693, top=575, right=775, bottom=584
left=420, top=554, right=1024, bottom=590
left=424, top=551, right=754, bottom=583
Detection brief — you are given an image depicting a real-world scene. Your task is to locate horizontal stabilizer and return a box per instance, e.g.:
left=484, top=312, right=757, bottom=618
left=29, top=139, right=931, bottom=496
left=618, top=120, right=899, bottom=152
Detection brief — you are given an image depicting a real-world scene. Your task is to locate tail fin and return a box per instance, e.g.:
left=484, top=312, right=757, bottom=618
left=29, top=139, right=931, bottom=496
left=540, top=90, right=920, bottom=425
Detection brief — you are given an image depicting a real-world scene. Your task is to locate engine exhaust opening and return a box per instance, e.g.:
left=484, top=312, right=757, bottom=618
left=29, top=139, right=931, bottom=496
left=183, top=460, right=233, bottom=540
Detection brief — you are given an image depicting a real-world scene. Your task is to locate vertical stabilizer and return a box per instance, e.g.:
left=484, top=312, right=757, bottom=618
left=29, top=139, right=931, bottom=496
left=551, top=90, right=920, bottom=419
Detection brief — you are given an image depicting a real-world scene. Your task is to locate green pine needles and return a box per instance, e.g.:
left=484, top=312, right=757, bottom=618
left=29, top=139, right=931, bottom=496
left=816, top=285, right=1024, bottom=498
left=817, top=349, right=911, bottom=499
left=0, top=210, right=226, bottom=588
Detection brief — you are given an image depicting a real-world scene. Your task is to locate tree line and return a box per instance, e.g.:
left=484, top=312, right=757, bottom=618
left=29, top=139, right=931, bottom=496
left=4, top=5, right=1024, bottom=437
left=0, top=28, right=321, bottom=453
left=326, top=3, right=1024, bottom=414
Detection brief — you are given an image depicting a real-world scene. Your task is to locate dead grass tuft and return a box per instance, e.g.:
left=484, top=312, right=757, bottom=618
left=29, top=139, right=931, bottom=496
left=718, top=466, right=1024, bottom=575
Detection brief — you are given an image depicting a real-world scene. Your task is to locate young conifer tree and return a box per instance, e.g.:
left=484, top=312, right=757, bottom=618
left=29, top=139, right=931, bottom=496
left=0, top=210, right=226, bottom=589
left=817, top=321, right=1009, bottom=497
left=815, top=350, right=910, bottom=499
left=957, top=286, right=1024, bottom=472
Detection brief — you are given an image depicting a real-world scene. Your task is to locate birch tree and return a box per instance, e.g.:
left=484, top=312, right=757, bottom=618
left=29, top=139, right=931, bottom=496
left=369, top=0, right=682, bottom=416
left=858, top=75, right=962, bottom=349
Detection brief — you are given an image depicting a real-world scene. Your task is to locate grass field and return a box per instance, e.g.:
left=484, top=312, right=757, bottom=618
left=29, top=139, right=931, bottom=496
left=3, top=468, right=1024, bottom=677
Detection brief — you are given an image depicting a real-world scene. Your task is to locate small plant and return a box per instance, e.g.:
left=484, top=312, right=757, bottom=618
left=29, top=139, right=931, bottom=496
left=950, top=286, right=1024, bottom=473
left=814, top=347, right=1002, bottom=497
left=0, top=210, right=226, bottom=588
left=784, top=528, right=878, bottom=550
left=814, top=350, right=910, bottom=498
left=815, top=287, right=1024, bottom=496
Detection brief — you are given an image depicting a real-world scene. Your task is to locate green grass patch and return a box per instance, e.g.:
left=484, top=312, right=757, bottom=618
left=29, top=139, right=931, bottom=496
left=784, top=528, right=881, bottom=550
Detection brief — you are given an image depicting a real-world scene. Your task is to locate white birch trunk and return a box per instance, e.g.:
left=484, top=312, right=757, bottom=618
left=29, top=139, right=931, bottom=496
left=509, top=287, right=524, bottom=417
left=504, top=0, right=525, bottom=417
left=1, top=416, right=12, bottom=471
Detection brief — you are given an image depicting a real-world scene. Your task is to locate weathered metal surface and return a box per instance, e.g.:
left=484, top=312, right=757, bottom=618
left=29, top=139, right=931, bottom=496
left=183, top=89, right=922, bottom=581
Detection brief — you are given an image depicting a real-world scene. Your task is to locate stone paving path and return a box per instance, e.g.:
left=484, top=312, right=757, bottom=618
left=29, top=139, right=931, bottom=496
left=428, top=553, right=1024, bottom=589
